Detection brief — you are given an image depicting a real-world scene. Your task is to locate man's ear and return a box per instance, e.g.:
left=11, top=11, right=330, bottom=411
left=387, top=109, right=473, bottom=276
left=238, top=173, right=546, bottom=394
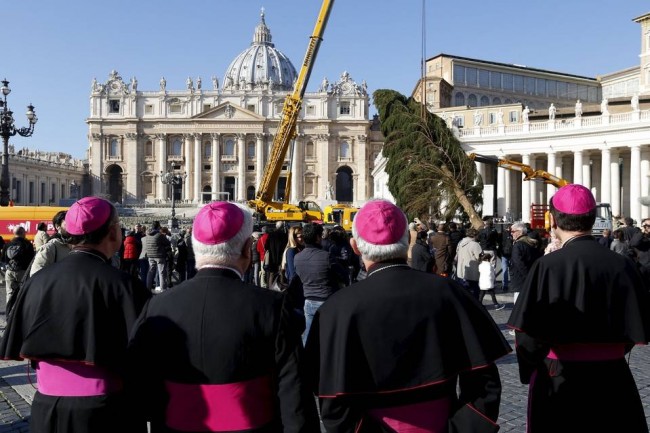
left=550, top=213, right=558, bottom=230
left=241, top=237, right=253, bottom=260
left=350, top=238, right=361, bottom=256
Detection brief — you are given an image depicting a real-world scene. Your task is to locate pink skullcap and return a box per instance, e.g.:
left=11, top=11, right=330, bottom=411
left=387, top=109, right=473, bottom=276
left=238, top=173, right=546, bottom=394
left=552, top=184, right=596, bottom=214
left=355, top=200, right=407, bottom=245
left=193, top=201, right=244, bottom=245
left=65, top=197, right=113, bottom=235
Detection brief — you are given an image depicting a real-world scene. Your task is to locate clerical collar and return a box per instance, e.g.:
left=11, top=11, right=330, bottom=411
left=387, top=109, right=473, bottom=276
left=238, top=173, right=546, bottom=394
left=198, top=265, right=244, bottom=281
left=561, top=233, right=594, bottom=248
left=71, top=248, right=110, bottom=262
left=366, top=260, right=409, bottom=278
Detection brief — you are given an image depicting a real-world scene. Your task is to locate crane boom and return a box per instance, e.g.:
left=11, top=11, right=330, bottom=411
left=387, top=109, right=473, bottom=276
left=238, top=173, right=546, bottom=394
left=250, top=0, right=334, bottom=215
left=469, top=153, right=568, bottom=187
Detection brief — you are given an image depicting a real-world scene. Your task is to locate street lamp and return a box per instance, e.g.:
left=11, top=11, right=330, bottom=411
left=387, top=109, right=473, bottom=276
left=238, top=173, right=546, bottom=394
left=160, top=168, right=185, bottom=231
left=70, top=179, right=79, bottom=200
left=0, top=79, right=37, bottom=206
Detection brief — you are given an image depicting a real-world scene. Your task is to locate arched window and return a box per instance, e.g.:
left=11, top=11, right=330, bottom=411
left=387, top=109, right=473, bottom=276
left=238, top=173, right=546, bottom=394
left=480, top=96, right=490, bottom=106
left=305, top=141, right=315, bottom=158
left=204, top=141, right=212, bottom=158
left=224, top=139, right=235, bottom=156
left=468, top=94, right=477, bottom=107
left=109, top=138, right=119, bottom=157
left=247, top=185, right=256, bottom=200
left=339, top=141, right=350, bottom=159
left=171, top=138, right=182, bottom=156
left=493, top=97, right=501, bottom=105
left=455, top=93, right=465, bottom=106
left=247, top=141, right=255, bottom=158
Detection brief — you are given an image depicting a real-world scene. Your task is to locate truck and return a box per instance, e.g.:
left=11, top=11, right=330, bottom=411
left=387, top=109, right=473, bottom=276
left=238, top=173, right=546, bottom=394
left=468, top=153, right=613, bottom=236
left=247, top=0, right=334, bottom=223
left=0, top=205, right=69, bottom=242
left=323, top=204, right=358, bottom=232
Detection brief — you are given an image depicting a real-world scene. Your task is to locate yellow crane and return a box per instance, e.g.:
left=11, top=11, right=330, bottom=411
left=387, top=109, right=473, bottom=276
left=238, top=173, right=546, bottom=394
left=248, top=0, right=334, bottom=222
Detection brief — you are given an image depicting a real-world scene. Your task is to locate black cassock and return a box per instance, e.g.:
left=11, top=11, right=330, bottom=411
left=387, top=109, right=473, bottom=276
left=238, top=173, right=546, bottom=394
left=508, top=235, right=650, bottom=433
left=305, top=262, right=512, bottom=433
left=127, top=268, right=319, bottom=433
left=0, top=249, right=150, bottom=433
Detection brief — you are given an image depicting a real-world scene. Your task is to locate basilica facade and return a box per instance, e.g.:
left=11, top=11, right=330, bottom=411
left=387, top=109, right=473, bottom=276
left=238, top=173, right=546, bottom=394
left=86, top=11, right=383, bottom=208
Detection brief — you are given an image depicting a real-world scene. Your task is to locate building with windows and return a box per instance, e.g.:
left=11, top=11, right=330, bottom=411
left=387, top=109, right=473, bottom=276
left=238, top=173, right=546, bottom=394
left=86, top=11, right=383, bottom=207
left=3, top=145, right=85, bottom=206
left=384, top=11, right=650, bottom=224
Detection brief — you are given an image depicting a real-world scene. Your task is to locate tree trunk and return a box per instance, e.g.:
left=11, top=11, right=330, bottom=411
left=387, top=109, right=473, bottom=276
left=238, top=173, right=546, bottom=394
left=441, top=165, right=484, bottom=229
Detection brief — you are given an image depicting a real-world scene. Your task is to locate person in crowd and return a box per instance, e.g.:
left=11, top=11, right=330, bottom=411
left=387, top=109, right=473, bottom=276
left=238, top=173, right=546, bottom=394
left=327, top=226, right=357, bottom=285
left=1, top=197, right=150, bottom=433
left=294, top=222, right=346, bottom=346
left=142, top=221, right=172, bottom=293
left=407, top=222, right=418, bottom=266
left=121, top=229, right=142, bottom=279
left=611, top=228, right=630, bottom=256
left=544, top=229, right=562, bottom=255
left=136, top=225, right=149, bottom=283
left=281, top=225, right=304, bottom=283
left=621, top=216, right=640, bottom=243
left=184, top=226, right=196, bottom=280
left=478, top=252, right=504, bottom=310
left=509, top=221, right=542, bottom=307
left=256, top=225, right=271, bottom=287
left=430, top=222, right=452, bottom=276
left=454, top=228, right=482, bottom=298
left=127, top=202, right=319, bottom=432
left=630, top=217, right=650, bottom=282
left=508, top=184, right=650, bottom=433
left=598, top=228, right=613, bottom=249
left=34, top=222, right=50, bottom=251
left=174, top=230, right=189, bottom=283
left=448, top=221, right=464, bottom=272
left=500, top=224, right=513, bottom=292
left=2, top=226, right=36, bottom=316
left=478, top=218, right=499, bottom=268
left=410, top=230, right=434, bottom=272
left=263, top=221, right=288, bottom=288
left=249, top=231, right=261, bottom=285
left=29, top=210, right=73, bottom=277
left=305, top=200, right=511, bottom=433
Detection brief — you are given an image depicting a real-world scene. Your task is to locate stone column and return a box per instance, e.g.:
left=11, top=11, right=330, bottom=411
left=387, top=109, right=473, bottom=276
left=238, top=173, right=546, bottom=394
left=573, top=150, right=583, bottom=185
left=318, top=134, right=330, bottom=200
left=211, top=133, right=220, bottom=200
left=291, top=135, right=303, bottom=203
left=255, top=133, right=265, bottom=193
left=156, top=133, right=167, bottom=201
left=631, top=144, right=642, bottom=223
left=496, top=163, right=506, bottom=217
left=547, top=151, right=556, bottom=203
left=522, top=154, right=531, bottom=223
left=600, top=147, right=611, bottom=206
left=356, top=135, right=367, bottom=203
left=183, top=134, right=192, bottom=202
left=504, top=165, right=512, bottom=219
left=237, top=133, right=246, bottom=201
left=610, top=153, right=621, bottom=217
left=194, top=134, right=202, bottom=203
left=125, top=132, right=139, bottom=203
left=582, top=157, right=592, bottom=190
left=641, top=151, right=650, bottom=217
left=90, top=133, right=104, bottom=196
left=555, top=156, right=563, bottom=181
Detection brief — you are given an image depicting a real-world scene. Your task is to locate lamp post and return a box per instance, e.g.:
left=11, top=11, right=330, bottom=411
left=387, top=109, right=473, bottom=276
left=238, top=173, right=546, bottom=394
left=0, top=79, right=37, bottom=206
left=70, top=179, right=79, bottom=201
left=160, top=168, right=185, bottom=231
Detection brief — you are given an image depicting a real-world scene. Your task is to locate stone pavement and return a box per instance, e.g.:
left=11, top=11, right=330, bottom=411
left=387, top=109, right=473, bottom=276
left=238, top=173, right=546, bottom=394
left=0, top=287, right=649, bottom=432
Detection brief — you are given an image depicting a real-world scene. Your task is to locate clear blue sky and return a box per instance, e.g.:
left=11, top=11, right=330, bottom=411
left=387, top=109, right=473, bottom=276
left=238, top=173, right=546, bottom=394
left=3, top=0, right=648, bottom=158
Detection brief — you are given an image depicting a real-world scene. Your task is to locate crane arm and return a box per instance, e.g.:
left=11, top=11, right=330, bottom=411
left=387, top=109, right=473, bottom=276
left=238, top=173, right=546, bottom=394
left=251, top=0, right=334, bottom=209
left=469, top=153, right=568, bottom=188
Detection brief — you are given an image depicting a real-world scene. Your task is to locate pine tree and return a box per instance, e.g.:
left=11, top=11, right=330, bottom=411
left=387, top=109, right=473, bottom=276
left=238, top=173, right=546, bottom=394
left=373, top=89, right=484, bottom=228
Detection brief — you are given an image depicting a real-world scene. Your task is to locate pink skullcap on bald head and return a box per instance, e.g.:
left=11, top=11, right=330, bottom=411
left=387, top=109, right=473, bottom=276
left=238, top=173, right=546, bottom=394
left=355, top=200, right=407, bottom=245
left=193, top=201, right=244, bottom=245
left=65, top=197, right=113, bottom=235
left=552, top=184, right=596, bottom=214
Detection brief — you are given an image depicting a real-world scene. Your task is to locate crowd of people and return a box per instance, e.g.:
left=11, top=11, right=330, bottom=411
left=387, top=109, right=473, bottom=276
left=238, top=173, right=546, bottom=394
left=1, top=185, right=649, bottom=433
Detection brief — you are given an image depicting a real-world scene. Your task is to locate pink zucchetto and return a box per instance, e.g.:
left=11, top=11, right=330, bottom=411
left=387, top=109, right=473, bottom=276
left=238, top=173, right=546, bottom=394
left=65, top=197, right=113, bottom=236
left=193, top=201, right=244, bottom=245
left=355, top=200, right=407, bottom=245
left=551, top=184, right=596, bottom=215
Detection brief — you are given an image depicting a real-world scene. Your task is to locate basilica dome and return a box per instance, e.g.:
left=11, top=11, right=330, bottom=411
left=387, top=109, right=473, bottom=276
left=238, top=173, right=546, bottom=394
left=222, top=10, right=297, bottom=92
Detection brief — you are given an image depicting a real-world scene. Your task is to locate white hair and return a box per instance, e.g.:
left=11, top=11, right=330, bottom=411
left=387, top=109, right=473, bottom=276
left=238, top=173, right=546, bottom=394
left=192, top=203, right=254, bottom=269
left=510, top=221, right=528, bottom=235
left=352, top=203, right=409, bottom=262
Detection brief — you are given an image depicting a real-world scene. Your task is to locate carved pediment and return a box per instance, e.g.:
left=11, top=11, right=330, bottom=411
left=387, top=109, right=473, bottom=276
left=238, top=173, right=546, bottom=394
left=192, top=102, right=265, bottom=121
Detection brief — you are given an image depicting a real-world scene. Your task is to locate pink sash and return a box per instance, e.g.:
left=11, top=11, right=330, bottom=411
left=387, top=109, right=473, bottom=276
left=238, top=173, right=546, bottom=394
left=367, top=398, right=452, bottom=433
left=36, top=361, right=123, bottom=397
left=547, top=343, right=626, bottom=361
left=165, top=375, right=274, bottom=432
